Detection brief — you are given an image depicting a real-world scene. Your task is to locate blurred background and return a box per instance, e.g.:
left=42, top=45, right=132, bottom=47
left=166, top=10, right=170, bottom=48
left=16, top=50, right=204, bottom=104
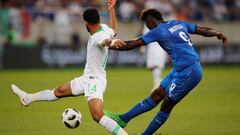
left=0, top=0, right=240, bottom=68
left=1, top=1, right=240, bottom=135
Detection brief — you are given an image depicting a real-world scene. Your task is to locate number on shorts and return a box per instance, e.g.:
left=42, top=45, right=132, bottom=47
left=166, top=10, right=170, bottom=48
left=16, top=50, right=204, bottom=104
left=169, top=83, right=176, bottom=95
left=89, top=84, right=97, bottom=93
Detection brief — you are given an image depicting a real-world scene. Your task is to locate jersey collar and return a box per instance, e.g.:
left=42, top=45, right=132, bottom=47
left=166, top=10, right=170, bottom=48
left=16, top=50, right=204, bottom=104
left=96, top=26, right=103, bottom=33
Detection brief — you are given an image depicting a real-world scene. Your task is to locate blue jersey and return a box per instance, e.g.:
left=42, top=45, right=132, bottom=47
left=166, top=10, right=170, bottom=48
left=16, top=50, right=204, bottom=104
left=141, top=20, right=199, bottom=71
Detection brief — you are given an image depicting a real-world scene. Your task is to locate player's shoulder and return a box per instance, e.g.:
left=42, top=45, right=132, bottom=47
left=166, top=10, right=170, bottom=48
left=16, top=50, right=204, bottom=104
left=92, top=24, right=110, bottom=37
left=91, top=24, right=112, bottom=43
left=167, top=20, right=195, bottom=30
left=167, top=20, right=186, bottom=25
left=100, top=24, right=113, bottom=33
left=101, top=23, right=114, bottom=37
left=91, top=32, right=106, bottom=43
left=100, top=23, right=109, bottom=29
left=174, top=20, right=196, bottom=27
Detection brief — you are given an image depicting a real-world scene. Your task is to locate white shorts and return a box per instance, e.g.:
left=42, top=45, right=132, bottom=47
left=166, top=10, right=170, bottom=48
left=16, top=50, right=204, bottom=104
left=70, top=75, right=107, bottom=101
left=146, top=42, right=167, bottom=69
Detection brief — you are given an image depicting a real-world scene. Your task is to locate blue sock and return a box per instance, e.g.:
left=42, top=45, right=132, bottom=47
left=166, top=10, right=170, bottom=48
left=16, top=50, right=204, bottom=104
left=142, top=111, right=170, bottom=135
left=119, top=96, right=157, bottom=123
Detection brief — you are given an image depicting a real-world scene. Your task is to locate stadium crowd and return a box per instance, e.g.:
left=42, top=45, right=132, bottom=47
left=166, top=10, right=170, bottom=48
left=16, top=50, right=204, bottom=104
left=0, top=0, right=240, bottom=45
left=1, top=0, right=239, bottom=22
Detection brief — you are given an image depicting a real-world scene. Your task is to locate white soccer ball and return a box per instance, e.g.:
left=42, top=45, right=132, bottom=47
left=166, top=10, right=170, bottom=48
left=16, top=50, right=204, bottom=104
left=62, top=108, right=82, bottom=129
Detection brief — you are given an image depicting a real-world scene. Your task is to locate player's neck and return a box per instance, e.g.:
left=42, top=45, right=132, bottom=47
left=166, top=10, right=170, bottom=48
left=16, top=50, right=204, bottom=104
left=89, top=24, right=101, bottom=35
left=152, top=20, right=162, bottom=28
left=159, top=20, right=166, bottom=24
left=153, top=20, right=165, bottom=28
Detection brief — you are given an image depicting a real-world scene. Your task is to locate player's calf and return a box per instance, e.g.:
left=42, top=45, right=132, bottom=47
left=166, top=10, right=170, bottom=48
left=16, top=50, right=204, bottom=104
left=88, top=98, right=104, bottom=122
left=99, top=115, right=128, bottom=135
left=142, top=97, right=176, bottom=135
left=160, top=96, right=177, bottom=113
left=90, top=108, right=104, bottom=123
left=11, top=84, right=60, bottom=106
left=88, top=99, right=128, bottom=135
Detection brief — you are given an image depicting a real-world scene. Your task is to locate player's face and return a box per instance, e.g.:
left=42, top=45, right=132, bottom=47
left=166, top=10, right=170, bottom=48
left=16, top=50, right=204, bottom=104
left=145, top=21, right=155, bottom=30
left=84, top=21, right=90, bottom=33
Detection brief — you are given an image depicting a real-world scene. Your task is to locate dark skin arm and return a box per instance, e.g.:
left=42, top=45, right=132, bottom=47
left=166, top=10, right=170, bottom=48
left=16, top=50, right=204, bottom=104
left=195, top=25, right=229, bottom=47
left=109, top=38, right=146, bottom=51
left=108, top=25, right=229, bottom=50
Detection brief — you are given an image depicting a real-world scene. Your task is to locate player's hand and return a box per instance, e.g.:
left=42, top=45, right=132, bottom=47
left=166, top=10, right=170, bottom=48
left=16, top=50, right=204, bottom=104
left=110, top=39, right=126, bottom=48
left=107, top=0, right=116, bottom=10
left=102, top=39, right=112, bottom=47
left=217, top=32, right=229, bottom=48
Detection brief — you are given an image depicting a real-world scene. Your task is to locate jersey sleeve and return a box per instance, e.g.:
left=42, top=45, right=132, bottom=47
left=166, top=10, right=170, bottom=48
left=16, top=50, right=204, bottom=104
left=108, top=28, right=115, bottom=38
left=140, top=28, right=159, bottom=45
left=182, top=21, right=197, bottom=34
left=95, top=24, right=114, bottom=47
left=95, top=34, right=109, bottom=47
left=101, top=24, right=115, bottom=38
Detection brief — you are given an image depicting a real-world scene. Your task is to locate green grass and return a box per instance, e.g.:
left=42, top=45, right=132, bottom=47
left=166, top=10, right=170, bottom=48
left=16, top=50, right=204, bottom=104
left=0, top=66, right=240, bottom=135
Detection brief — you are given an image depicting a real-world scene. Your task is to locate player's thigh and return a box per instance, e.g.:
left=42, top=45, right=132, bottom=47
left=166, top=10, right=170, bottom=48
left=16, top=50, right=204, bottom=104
left=85, top=78, right=106, bottom=102
left=70, top=76, right=86, bottom=96
left=151, top=87, right=166, bottom=103
left=160, top=69, right=175, bottom=91
left=166, top=63, right=202, bottom=102
left=88, top=98, right=104, bottom=122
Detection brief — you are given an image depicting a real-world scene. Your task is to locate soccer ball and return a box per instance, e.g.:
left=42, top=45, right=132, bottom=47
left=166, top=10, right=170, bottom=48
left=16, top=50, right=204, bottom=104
left=62, top=108, right=82, bottom=129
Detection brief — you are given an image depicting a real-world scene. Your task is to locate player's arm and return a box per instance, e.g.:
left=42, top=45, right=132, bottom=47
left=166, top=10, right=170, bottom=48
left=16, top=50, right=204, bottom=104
left=195, top=26, right=229, bottom=47
left=100, top=0, right=117, bottom=47
left=109, top=38, right=146, bottom=51
left=110, top=26, right=159, bottom=50
left=106, top=24, right=157, bottom=50
left=107, top=0, right=117, bottom=36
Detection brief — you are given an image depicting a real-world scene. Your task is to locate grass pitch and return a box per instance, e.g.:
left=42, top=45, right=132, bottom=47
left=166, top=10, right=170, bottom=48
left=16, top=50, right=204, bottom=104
left=0, top=66, right=240, bottom=135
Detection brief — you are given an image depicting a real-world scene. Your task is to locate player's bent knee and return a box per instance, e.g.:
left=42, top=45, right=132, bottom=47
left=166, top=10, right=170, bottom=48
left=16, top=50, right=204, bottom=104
left=151, top=87, right=165, bottom=103
left=54, top=86, right=68, bottom=98
left=53, top=83, right=73, bottom=98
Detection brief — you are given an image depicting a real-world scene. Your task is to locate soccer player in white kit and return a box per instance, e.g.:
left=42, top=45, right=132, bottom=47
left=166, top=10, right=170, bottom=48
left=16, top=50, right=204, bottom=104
left=11, top=1, right=128, bottom=135
left=142, top=25, right=167, bottom=90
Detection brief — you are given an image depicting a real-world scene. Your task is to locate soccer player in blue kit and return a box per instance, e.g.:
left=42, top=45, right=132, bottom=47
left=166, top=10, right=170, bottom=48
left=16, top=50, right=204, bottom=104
left=105, top=9, right=229, bottom=135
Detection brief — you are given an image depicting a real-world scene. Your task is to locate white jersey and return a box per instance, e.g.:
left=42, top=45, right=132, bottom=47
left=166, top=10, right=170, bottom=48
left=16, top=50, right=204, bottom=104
left=143, top=25, right=167, bottom=69
left=83, top=24, right=114, bottom=79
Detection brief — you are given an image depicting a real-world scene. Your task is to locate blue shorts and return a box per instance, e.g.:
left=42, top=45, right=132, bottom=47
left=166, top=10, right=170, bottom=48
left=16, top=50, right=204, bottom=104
left=160, top=61, right=202, bottom=102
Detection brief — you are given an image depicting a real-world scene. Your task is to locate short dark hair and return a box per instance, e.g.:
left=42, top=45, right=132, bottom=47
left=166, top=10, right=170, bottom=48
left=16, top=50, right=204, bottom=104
left=140, top=9, right=163, bottom=21
left=83, top=8, right=100, bottom=24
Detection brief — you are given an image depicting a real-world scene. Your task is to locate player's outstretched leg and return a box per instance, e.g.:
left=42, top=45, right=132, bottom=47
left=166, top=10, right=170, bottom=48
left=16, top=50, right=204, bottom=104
left=105, top=87, right=166, bottom=128
left=141, top=97, right=176, bottom=135
left=11, top=83, right=73, bottom=106
left=88, top=99, right=128, bottom=135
